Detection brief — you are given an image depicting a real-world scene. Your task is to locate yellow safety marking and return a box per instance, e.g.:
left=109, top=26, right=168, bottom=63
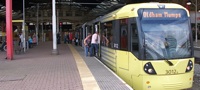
left=12, top=20, right=24, bottom=22
left=0, top=32, right=6, bottom=36
left=68, top=44, right=100, bottom=90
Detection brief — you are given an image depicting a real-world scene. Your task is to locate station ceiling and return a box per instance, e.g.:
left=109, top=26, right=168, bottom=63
left=0, top=0, right=193, bottom=20
left=0, top=0, right=136, bottom=20
left=1, top=0, right=106, bottom=11
left=0, top=0, right=113, bottom=19
left=0, top=0, right=137, bottom=11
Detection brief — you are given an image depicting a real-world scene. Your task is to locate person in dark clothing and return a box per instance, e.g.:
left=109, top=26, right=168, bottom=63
left=64, top=32, right=67, bottom=44
left=84, top=33, right=92, bottom=56
left=57, top=33, right=61, bottom=44
left=0, top=40, right=6, bottom=51
left=75, top=38, right=79, bottom=46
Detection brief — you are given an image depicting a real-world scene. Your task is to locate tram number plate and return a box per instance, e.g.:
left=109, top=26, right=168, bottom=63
left=166, top=69, right=178, bottom=74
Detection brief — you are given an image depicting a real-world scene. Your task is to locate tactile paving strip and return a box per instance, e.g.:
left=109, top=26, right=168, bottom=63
left=74, top=46, right=132, bottom=90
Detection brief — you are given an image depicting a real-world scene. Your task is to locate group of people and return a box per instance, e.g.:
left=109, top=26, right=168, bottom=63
left=0, top=37, right=6, bottom=51
left=64, top=32, right=79, bottom=46
left=84, top=31, right=105, bottom=57
left=28, top=33, right=37, bottom=48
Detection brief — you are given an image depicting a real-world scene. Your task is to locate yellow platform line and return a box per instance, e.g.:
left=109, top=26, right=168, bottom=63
left=68, top=44, right=100, bottom=90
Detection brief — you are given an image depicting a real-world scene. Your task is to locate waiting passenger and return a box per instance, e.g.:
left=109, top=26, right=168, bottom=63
left=64, top=32, right=67, bottom=44
left=28, top=36, right=33, bottom=48
left=69, top=32, right=73, bottom=44
left=19, top=32, right=24, bottom=49
left=84, top=33, right=92, bottom=56
left=90, top=31, right=100, bottom=56
left=32, top=33, right=36, bottom=44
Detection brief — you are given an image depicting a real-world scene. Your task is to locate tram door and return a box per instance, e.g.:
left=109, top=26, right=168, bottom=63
left=130, top=23, right=139, bottom=58
left=118, top=19, right=129, bottom=70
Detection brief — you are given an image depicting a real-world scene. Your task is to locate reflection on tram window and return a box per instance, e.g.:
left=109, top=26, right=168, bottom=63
left=120, top=19, right=128, bottom=50
left=142, top=21, right=192, bottom=60
left=131, top=23, right=139, bottom=58
left=102, top=21, right=113, bottom=48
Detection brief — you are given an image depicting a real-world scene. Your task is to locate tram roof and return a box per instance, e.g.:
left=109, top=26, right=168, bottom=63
left=100, top=3, right=190, bottom=23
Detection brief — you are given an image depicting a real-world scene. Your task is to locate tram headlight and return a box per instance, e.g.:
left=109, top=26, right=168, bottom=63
left=148, top=68, right=153, bottom=73
left=144, top=62, right=157, bottom=75
left=185, top=60, right=193, bottom=72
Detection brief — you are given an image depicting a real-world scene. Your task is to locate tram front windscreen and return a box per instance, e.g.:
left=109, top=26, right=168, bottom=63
left=138, top=9, right=192, bottom=60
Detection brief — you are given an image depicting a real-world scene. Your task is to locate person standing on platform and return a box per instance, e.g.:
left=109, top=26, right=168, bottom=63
left=64, top=32, right=67, bottom=44
left=90, top=31, right=100, bottom=56
left=69, top=32, right=73, bottom=44
left=74, top=32, right=78, bottom=46
left=57, top=32, right=61, bottom=44
left=66, top=32, right=69, bottom=44
left=32, top=33, right=37, bottom=44
left=19, top=32, right=24, bottom=49
left=84, top=33, right=92, bottom=56
left=28, top=36, right=33, bottom=48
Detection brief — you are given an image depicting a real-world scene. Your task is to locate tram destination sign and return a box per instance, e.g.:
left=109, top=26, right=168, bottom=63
left=138, top=9, right=188, bottom=20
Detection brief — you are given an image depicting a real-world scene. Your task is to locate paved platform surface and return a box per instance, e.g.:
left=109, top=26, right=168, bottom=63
left=0, top=41, right=131, bottom=90
left=192, top=41, right=200, bottom=90
left=1, top=41, right=200, bottom=90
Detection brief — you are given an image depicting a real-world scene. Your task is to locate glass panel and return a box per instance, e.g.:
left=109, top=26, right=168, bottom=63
left=75, top=12, right=82, bottom=16
left=120, top=19, right=128, bottom=50
left=102, top=22, right=112, bottom=48
left=131, top=23, right=139, bottom=58
left=138, top=9, right=192, bottom=60
left=59, top=12, right=63, bottom=17
left=66, top=12, right=72, bottom=16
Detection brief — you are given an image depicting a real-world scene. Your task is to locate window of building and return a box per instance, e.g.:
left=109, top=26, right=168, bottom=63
left=59, top=11, right=63, bottom=17
left=66, top=11, right=72, bottom=16
left=75, top=11, right=82, bottom=16
left=38, top=13, right=41, bottom=17
left=44, top=11, right=48, bottom=17
left=48, top=12, right=52, bottom=17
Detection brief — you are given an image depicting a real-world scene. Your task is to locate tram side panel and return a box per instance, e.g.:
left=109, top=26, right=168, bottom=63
left=101, top=46, right=117, bottom=72
left=95, top=3, right=194, bottom=90
left=99, top=20, right=194, bottom=90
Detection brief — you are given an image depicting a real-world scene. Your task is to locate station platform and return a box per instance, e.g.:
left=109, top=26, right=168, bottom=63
left=0, top=41, right=132, bottom=90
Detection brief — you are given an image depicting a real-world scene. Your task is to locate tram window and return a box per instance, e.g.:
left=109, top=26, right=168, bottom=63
left=120, top=19, right=128, bottom=50
left=102, top=22, right=113, bottom=48
left=120, top=26, right=128, bottom=50
left=131, top=24, right=139, bottom=58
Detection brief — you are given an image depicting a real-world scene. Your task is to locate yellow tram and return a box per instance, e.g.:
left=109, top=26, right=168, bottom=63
left=82, top=3, right=194, bottom=90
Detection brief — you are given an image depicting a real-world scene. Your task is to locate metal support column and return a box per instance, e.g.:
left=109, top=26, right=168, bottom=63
left=195, top=0, right=198, bottom=44
left=36, top=3, right=39, bottom=45
left=6, top=0, right=13, bottom=60
left=22, top=0, right=26, bottom=52
left=52, top=0, right=59, bottom=55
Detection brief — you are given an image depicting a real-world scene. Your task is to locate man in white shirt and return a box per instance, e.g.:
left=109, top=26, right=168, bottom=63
left=19, top=33, right=24, bottom=49
left=90, top=31, right=100, bottom=56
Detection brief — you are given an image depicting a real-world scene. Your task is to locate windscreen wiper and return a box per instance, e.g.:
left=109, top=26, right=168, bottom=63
left=165, top=59, right=173, bottom=66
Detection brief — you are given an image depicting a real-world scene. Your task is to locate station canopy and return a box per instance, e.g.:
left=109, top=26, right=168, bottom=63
left=0, top=0, right=129, bottom=20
